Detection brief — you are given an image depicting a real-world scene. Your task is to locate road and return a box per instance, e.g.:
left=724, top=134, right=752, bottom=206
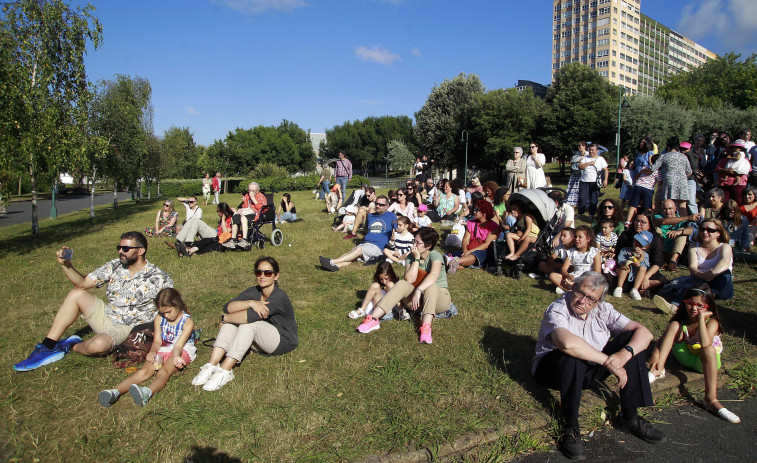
left=0, top=192, right=133, bottom=228
left=512, top=388, right=755, bottom=462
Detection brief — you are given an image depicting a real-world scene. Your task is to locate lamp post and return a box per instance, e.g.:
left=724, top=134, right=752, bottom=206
left=615, top=86, right=631, bottom=168
left=460, top=130, right=469, bottom=186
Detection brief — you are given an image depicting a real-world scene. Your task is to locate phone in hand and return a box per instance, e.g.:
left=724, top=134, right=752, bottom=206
left=62, top=248, right=74, bottom=261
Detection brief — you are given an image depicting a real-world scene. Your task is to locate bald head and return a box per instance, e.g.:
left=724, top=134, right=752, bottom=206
left=663, top=199, right=677, bottom=217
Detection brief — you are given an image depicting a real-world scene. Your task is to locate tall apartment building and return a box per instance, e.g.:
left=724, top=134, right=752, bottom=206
left=551, top=0, right=716, bottom=96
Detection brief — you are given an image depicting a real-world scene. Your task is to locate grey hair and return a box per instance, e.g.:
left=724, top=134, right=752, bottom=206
left=573, top=271, right=609, bottom=302
left=514, top=147, right=524, bottom=155
left=248, top=181, right=260, bottom=191
left=707, top=187, right=724, bottom=201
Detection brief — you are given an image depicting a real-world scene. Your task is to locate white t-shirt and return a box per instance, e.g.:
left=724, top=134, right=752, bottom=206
left=580, top=155, right=608, bottom=183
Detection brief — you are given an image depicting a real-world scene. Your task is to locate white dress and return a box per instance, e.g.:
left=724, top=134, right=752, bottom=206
left=525, top=153, right=547, bottom=189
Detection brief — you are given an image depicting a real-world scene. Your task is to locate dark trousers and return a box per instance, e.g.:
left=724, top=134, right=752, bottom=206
left=578, top=181, right=600, bottom=216
left=533, top=330, right=653, bottom=429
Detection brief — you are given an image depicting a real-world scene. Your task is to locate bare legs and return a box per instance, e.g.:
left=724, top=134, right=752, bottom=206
left=45, top=288, right=113, bottom=356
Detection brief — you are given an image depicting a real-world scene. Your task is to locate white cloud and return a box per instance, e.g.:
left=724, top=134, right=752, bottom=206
left=354, top=45, right=400, bottom=65
left=677, top=0, right=757, bottom=51
left=185, top=106, right=199, bottom=116
left=410, top=46, right=422, bottom=57
left=214, top=0, right=307, bottom=15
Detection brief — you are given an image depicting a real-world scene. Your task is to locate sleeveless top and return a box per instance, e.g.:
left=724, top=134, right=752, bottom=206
left=694, top=242, right=732, bottom=273
left=681, top=321, right=723, bottom=355
left=160, top=312, right=194, bottom=348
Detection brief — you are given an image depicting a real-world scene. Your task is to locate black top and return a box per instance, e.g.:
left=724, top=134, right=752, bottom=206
left=223, top=285, right=298, bottom=355
left=280, top=200, right=296, bottom=214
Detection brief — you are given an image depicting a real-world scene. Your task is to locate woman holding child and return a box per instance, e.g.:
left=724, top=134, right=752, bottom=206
left=613, top=211, right=666, bottom=297
left=356, top=227, right=453, bottom=344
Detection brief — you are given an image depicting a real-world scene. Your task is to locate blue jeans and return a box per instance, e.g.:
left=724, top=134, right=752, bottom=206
left=577, top=181, right=599, bottom=216
left=278, top=212, right=297, bottom=223
left=336, top=176, right=349, bottom=199
left=320, top=180, right=330, bottom=200
left=660, top=272, right=734, bottom=307
left=687, top=179, right=698, bottom=215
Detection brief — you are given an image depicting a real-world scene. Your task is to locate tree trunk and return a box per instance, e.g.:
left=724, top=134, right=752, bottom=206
left=157, top=179, right=161, bottom=197
left=147, top=179, right=151, bottom=200
left=113, top=181, right=118, bottom=209
left=30, top=165, right=39, bottom=238
left=89, top=167, right=96, bottom=218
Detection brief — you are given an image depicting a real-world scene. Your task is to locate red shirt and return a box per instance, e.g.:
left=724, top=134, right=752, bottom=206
left=212, top=177, right=220, bottom=192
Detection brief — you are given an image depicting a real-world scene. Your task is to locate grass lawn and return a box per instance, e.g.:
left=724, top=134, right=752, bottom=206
left=1, top=166, right=756, bottom=462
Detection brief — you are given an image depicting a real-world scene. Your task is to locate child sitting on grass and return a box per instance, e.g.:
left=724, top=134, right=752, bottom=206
left=412, top=204, right=432, bottom=231
left=504, top=201, right=539, bottom=261
left=384, top=216, right=414, bottom=265
left=348, top=262, right=404, bottom=320
left=98, top=288, right=195, bottom=407
left=333, top=205, right=357, bottom=234
left=612, top=231, right=652, bottom=301
left=549, top=225, right=601, bottom=294
left=647, top=284, right=740, bottom=424
left=538, top=227, right=575, bottom=276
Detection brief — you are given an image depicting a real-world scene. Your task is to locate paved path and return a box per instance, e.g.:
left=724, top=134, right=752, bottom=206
left=0, top=192, right=133, bottom=228
left=512, top=388, right=755, bottom=462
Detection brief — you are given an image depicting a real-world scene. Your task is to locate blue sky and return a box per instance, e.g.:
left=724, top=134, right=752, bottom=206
left=74, top=0, right=756, bottom=146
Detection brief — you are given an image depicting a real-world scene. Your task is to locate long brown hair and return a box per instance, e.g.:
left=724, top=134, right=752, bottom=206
left=575, top=225, right=598, bottom=250
left=155, top=288, right=189, bottom=314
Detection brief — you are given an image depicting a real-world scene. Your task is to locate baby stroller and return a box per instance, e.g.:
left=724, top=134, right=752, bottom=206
left=235, top=192, right=284, bottom=251
left=496, top=188, right=562, bottom=278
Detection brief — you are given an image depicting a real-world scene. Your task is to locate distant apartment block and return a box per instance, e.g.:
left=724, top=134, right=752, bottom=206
left=515, top=80, right=549, bottom=99
left=551, top=0, right=716, bottom=95
left=309, top=132, right=326, bottom=155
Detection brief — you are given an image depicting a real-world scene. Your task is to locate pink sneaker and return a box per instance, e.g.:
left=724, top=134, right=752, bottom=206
left=419, top=323, right=433, bottom=344
left=357, top=316, right=380, bottom=333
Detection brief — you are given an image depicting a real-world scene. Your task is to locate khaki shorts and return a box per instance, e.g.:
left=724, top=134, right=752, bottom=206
left=83, top=298, right=134, bottom=345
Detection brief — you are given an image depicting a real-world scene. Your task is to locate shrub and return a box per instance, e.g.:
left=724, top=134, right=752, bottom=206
left=249, top=162, right=289, bottom=179
left=236, top=175, right=370, bottom=193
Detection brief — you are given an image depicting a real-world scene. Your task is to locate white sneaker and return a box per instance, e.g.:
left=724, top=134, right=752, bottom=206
left=203, top=368, right=234, bottom=391
left=555, top=287, right=565, bottom=295
left=629, top=289, right=642, bottom=300
left=191, top=363, right=221, bottom=386
left=221, top=240, right=237, bottom=249
left=612, top=287, right=623, bottom=298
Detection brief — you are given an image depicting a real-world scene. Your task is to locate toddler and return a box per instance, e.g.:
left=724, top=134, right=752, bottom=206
left=333, top=205, right=357, bottom=233
left=612, top=231, right=652, bottom=300
left=384, top=216, right=414, bottom=265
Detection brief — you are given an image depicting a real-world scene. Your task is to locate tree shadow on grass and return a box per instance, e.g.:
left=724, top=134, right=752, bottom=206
left=719, top=303, right=757, bottom=346
left=0, top=200, right=160, bottom=259
left=479, top=326, right=555, bottom=414
left=185, top=445, right=242, bottom=463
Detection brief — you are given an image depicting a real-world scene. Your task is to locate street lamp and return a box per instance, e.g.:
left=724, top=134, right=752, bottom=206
left=615, top=86, right=631, bottom=168
left=460, top=130, right=469, bottom=186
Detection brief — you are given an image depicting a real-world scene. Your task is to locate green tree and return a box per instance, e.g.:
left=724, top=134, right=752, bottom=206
left=471, top=88, right=545, bottom=179
left=414, top=73, right=484, bottom=174
left=90, top=74, right=153, bottom=204
left=0, top=0, right=102, bottom=236
left=161, top=125, right=199, bottom=179
left=656, top=53, right=757, bottom=110
left=620, top=96, right=694, bottom=157
left=541, top=63, right=617, bottom=166
left=386, top=139, right=414, bottom=175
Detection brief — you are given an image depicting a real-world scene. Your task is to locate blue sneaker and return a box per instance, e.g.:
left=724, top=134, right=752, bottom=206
left=13, top=343, right=64, bottom=371
left=129, top=384, right=152, bottom=407
left=56, top=335, right=82, bottom=353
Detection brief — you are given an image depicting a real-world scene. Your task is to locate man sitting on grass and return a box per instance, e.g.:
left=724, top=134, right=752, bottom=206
left=319, top=196, right=396, bottom=271
left=13, top=231, right=173, bottom=372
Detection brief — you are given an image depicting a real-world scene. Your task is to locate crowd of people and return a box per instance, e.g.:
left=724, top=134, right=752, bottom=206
left=12, top=136, right=755, bottom=460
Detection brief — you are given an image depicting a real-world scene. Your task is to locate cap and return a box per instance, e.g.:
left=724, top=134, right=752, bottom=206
left=345, top=205, right=357, bottom=214
left=417, top=204, right=428, bottom=212
left=634, top=231, right=653, bottom=247
left=679, top=141, right=692, bottom=149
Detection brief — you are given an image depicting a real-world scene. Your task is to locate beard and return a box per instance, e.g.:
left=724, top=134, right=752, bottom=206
left=119, top=254, right=138, bottom=267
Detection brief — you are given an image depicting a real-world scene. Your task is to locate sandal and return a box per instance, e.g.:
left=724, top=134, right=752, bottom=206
left=666, top=260, right=678, bottom=272
left=348, top=308, right=366, bottom=319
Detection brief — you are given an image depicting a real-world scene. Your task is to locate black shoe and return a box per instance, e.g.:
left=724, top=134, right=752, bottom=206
left=617, top=414, right=666, bottom=444
left=319, top=256, right=339, bottom=272
left=175, top=241, right=189, bottom=257
left=558, top=427, right=586, bottom=460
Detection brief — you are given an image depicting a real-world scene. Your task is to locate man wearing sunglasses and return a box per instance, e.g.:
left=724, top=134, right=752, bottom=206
left=176, top=195, right=203, bottom=232
left=320, top=196, right=396, bottom=271
left=14, top=231, right=173, bottom=372
left=532, top=271, right=664, bottom=460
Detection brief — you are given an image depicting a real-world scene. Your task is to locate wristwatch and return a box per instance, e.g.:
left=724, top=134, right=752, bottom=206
left=623, top=345, right=634, bottom=356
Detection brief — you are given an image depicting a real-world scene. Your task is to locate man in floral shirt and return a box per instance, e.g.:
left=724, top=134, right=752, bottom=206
left=13, top=231, right=173, bottom=371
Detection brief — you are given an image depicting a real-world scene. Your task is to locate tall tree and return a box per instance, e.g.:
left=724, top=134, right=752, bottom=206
left=414, top=73, right=484, bottom=174
left=161, top=125, right=199, bottom=179
left=0, top=0, right=102, bottom=237
left=656, top=53, right=757, bottom=110
left=90, top=74, right=153, bottom=205
left=541, top=63, right=617, bottom=165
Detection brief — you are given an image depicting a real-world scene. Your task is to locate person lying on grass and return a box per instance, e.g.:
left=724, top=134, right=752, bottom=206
left=13, top=231, right=173, bottom=372
left=98, top=288, right=195, bottom=407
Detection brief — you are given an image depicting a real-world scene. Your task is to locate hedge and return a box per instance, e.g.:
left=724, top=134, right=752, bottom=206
left=140, top=178, right=246, bottom=197
left=235, top=175, right=371, bottom=194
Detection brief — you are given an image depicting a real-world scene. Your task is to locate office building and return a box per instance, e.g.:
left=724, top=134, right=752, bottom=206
left=515, top=80, right=549, bottom=99
left=551, top=0, right=716, bottom=95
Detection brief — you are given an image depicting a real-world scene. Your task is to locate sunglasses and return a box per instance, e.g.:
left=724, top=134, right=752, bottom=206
left=397, top=193, right=405, bottom=197
left=602, top=205, right=614, bottom=209
left=163, top=203, right=171, bottom=207
left=255, top=269, right=274, bottom=277
left=188, top=201, right=197, bottom=204
left=116, top=245, right=142, bottom=252
left=375, top=202, right=388, bottom=207
left=701, top=227, right=719, bottom=234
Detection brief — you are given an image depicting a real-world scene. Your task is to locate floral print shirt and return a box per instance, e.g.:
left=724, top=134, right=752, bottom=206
left=88, top=259, right=174, bottom=326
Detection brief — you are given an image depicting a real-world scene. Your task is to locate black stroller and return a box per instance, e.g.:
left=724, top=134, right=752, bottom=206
left=496, top=188, right=563, bottom=278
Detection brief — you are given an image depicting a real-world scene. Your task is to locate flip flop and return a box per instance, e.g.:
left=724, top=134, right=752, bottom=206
left=348, top=308, right=366, bottom=319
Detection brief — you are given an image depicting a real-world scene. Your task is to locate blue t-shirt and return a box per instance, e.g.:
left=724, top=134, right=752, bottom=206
left=363, top=211, right=397, bottom=249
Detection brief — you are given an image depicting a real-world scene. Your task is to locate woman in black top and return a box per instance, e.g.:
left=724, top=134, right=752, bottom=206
left=191, top=256, right=298, bottom=391
left=613, top=210, right=666, bottom=294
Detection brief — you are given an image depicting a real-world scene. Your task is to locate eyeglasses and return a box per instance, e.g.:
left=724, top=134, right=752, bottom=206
left=116, top=245, right=143, bottom=252
left=375, top=202, right=388, bottom=207
left=413, top=240, right=425, bottom=246
left=602, top=205, right=614, bottom=209
left=701, top=227, right=719, bottom=234
left=683, top=299, right=709, bottom=309
left=573, top=288, right=598, bottom=305
left=255, top=269, right=274, bottom=277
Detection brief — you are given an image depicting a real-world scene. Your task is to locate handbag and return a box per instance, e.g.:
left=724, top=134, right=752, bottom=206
left=411, top=268, right=428, bottom=288
left=596, top=176, right=604, bottom=189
